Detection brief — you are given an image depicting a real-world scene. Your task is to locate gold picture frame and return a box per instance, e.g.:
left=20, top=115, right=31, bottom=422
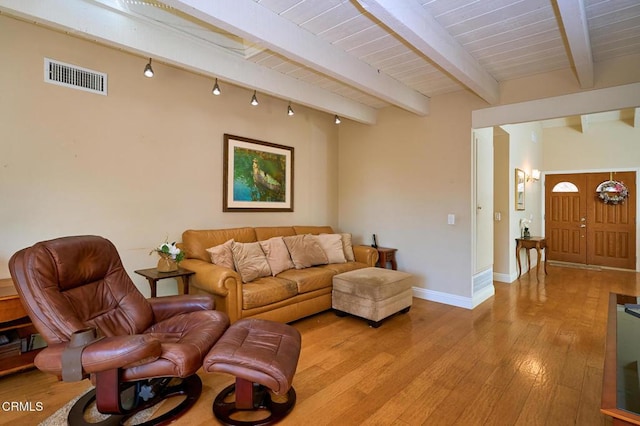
left=223, top=134, right=294, bottom=212
left=515, top=168, right=525, bottom=210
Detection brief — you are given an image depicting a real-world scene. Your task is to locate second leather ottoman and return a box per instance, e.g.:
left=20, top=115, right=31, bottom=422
left=332, top=267, right=413, bottom=328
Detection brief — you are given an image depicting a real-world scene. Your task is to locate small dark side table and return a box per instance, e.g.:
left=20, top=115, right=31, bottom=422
left=375, top=247, right=398, bottom=270
left=134, top=267, right=194, bottom=297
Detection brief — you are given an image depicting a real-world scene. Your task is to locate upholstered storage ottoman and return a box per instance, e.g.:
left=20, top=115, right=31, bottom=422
left=332, top=267, right=413, bottom=328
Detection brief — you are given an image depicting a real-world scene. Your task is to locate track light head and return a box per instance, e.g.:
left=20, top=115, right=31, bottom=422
left=287, top=102, right=294, bottom=116
left=143, top=58, right=154, bottom=78
left=212, top=78, right=221, bottom=95
left=334, top=115, right=341, bottom=124
left=250, top=90, right=259, bottom=106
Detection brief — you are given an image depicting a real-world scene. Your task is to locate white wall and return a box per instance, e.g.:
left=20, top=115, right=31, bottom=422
left=493, top=128, right=510, bottom=279
left=0, top=16, right=340, bottom=295
left=474, top=127, right=494, bottom=274
left=501, top=122, right=544, bottom=280
left=472, top=126, right=495, bottom=305
left=543, top=119, right=640, bottom=172
left=338, top=91, right=488, bottom=308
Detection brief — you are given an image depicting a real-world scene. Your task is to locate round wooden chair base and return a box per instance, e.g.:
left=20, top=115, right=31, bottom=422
left=212, top=383, right=296, bottom=426
left=67, top=375, right=202, bottom=426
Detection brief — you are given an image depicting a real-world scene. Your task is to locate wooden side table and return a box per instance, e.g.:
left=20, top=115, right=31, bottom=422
left=375, top=247, right=398, bottom=270
left=516, top=237, right=548, bottom=278
left=134, top=267, right=194, bottom=298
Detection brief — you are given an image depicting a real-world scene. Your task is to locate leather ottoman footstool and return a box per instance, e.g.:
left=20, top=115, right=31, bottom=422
left=332, top=267, right=414, bottom=328
left=203, top=318, right=301, bottom=426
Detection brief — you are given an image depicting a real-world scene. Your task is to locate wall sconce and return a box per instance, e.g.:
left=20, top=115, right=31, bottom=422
left=334, top=115, right=341, bottom=124
left=250, top=90, right=259, bottom=106
left=143, top=58, right=154, bottom=78
left=527, top=169, right=541, bottom=182
left=287, top=102, right=294, bottom=116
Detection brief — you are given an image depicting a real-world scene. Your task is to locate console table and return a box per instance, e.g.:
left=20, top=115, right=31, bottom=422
left=602, top=293, right=640, bottom=425
left=515, top=237, right=547, bottom=278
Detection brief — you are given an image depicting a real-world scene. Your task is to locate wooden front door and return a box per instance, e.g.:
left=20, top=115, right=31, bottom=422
left=545, top=171, right=636, bottom=269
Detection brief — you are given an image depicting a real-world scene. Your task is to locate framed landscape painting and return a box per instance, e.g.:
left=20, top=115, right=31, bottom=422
left=223, top=134, right=294, bottom=212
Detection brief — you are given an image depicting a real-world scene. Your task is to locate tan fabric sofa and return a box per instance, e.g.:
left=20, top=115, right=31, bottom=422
left=179, top=226, right=378, bottom=324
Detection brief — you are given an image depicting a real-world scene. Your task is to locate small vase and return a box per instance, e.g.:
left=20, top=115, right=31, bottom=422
left=157, top=254, right=178, bottom=272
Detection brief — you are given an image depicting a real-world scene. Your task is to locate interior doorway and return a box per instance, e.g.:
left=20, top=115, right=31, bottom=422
left=545, top=171, right=636, bottom=269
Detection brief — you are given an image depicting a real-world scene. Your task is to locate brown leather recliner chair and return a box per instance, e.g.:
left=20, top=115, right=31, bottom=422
left=9, top=235, right=230, bottom=425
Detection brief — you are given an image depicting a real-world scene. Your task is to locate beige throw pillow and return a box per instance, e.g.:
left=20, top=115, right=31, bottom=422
left=205, top=239, right=235, bottom=270
left=341, top=233, right=355, bottom=262
left=317, top=234, right=347, bottom=264
left=259, top=237, right=294, bottom=276
left=231, top=241, right=272, bottom=283
left=283, top=234, right=328, bottom=269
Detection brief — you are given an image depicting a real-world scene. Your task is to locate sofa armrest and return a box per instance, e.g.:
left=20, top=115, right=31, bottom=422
left=179, top=259, right=239, bottom=297
left=149, top=294, right=215, bottom=322
left=34, top=335, right=161, bottom=377
left=179, top=259, right=243, bottom=323
left=353, top=245, right=379, bottom=266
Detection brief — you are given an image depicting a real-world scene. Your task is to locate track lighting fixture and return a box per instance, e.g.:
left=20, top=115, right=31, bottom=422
left=143, top=58, right=154, bottom=78
left=250, top=90, right=259, bottom=106
left=334, top=115, right=341, bottom=124
left=212, top=78, right=221, bottom=95
left=287, top=102, right=294, bottom=116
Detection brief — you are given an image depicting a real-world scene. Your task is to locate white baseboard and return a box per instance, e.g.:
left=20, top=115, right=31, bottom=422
left=493, top=272, right=513, bottom=283
left=412, top=284, right=494, bottom=310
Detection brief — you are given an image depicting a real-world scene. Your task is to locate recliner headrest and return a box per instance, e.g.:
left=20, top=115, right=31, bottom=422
left=34, top=235, right=118, bottom=291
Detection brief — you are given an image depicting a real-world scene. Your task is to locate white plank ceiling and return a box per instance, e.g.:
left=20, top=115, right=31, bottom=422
left=0, top=0, right=638, bottom=124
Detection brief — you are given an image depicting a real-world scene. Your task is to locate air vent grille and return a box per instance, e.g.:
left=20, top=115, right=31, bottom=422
left=44, top=58, right=107, bottom=95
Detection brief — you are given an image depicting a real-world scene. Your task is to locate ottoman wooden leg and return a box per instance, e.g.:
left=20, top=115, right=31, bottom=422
left=213, top=378, right=297, bottom=426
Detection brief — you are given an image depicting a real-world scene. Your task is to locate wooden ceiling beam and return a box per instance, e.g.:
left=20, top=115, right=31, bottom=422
left=354, top=0, right=500, bottom=105
left=555, top=0, right=595, bottom=88
left=162, top=0, right=430, bottom=116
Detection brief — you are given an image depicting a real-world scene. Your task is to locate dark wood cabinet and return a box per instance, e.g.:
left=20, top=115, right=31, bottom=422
left=0, top=278, right=43, bottom=377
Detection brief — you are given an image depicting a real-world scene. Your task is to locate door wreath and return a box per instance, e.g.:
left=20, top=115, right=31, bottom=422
left=596, top=180, right=629, bottom=205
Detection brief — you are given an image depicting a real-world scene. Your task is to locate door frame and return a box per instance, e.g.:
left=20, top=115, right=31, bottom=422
left=541, top=167, right=640, bottom=271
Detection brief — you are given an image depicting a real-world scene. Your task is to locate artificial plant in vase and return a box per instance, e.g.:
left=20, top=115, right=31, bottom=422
left=151, top=241, right=185, bottom=272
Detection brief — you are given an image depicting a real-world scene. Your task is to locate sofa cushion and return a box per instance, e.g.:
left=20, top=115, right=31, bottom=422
left=316, top=234, right=347, bottom=264
left=255, top=226, right=297, bottom=241
left=182, top=227, right=257, bottom=262
left=341, top=233, right=355, bottom=262
left=277, top=267, right=335, bottom=294
left=293, top=226, right=333, bottom=235
left=205, top=239, right=235, bottom=270
left=283, top=234, right=328, bottom=269
left=321, top=261, right=369, bottom=274
left=242, top=277, right=298, bottom=310
left=231, top=241, right=272, bottom=283
left=259, top=237, right=295, bottom=276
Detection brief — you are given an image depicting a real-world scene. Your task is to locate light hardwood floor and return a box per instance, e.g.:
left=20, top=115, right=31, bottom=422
left=1, top=265, right=638, bottom=425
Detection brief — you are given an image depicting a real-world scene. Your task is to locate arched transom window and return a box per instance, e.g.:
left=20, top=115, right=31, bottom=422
left=552, top=182, right=579, bottom=192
